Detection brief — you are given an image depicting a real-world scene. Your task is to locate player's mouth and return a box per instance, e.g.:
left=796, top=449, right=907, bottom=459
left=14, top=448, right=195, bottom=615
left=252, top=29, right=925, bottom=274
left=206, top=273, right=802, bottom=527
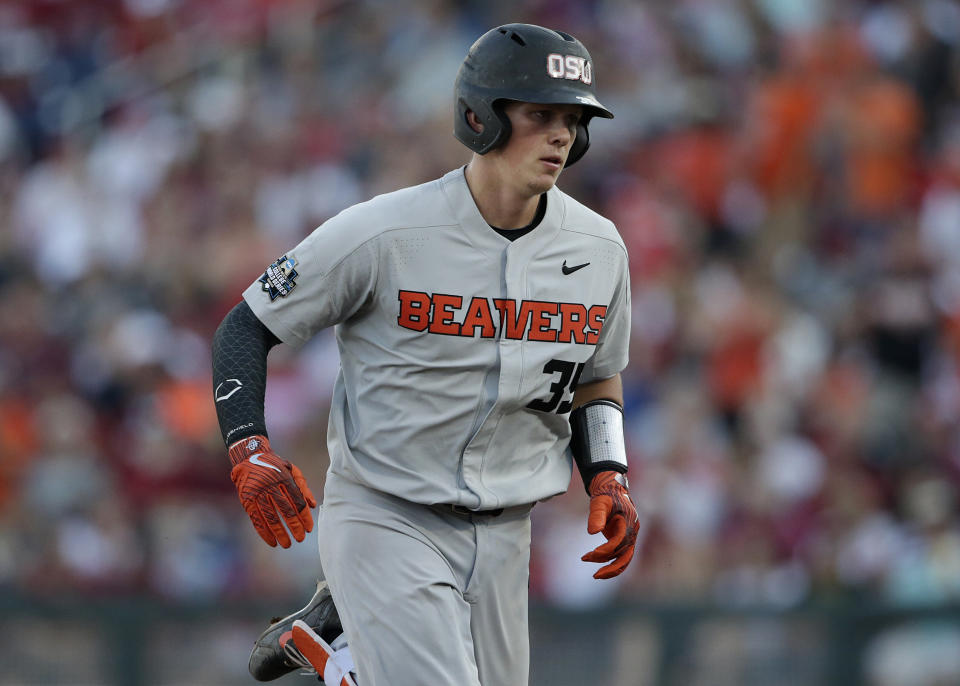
left=539, top=154, right=563, bottom=171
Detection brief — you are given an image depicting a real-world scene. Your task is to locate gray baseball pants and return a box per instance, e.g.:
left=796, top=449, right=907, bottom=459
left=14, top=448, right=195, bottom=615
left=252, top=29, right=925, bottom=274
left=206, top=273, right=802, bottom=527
left=317, top=471, right=533, bottom=686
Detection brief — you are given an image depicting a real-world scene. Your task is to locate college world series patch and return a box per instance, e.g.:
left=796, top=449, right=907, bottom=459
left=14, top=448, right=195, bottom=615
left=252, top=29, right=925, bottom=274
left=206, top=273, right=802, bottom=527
left=259, top=255, right=299, bottom=300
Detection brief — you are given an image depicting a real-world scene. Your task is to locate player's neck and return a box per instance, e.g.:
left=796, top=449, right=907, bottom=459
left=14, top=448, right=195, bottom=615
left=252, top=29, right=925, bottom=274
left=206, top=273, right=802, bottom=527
left=464, top=161, right=542, bottom=229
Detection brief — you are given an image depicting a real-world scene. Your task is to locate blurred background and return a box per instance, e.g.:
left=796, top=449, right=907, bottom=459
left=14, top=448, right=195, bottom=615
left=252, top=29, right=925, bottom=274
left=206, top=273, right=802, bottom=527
left=2, top=0, right=960, bottom=684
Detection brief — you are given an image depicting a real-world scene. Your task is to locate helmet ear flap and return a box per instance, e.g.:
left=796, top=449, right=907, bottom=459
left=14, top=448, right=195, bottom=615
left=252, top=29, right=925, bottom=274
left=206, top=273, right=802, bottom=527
left=565, top=117, right=591, bottom=167
left=454, top=95, right=513, bottom=155
left=488, top=102, right=513, bottom=152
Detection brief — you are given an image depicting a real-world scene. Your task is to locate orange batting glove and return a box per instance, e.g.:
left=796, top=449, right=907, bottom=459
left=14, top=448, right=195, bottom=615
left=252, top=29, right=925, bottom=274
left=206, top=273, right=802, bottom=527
left=581, top=470, right=639, bottom=579
left=228, top=435, right=317, bottom=548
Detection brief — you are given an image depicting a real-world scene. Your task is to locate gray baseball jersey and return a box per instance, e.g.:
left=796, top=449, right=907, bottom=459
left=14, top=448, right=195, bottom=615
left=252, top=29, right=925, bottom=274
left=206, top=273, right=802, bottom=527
left=243, top=167, right=630, bottom=509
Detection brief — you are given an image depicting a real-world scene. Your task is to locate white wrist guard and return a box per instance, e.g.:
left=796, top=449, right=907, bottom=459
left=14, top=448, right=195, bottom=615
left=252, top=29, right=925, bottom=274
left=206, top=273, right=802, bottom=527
left=569, top=399, right=628, bottom=492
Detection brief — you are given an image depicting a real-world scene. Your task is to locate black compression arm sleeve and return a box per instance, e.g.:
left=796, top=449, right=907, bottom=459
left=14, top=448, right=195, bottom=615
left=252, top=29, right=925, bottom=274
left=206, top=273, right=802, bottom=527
left=211, top=301, right=281, bottom=446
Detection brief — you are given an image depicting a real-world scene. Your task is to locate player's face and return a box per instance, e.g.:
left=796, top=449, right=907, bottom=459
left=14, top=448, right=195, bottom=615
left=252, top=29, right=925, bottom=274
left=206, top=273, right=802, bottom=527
left=496, top=102, right=582, bottom=195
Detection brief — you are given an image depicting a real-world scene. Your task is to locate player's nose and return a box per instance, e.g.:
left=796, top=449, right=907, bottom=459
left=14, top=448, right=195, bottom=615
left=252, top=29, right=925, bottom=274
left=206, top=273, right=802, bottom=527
left=548, top=119, right=574, bottom=148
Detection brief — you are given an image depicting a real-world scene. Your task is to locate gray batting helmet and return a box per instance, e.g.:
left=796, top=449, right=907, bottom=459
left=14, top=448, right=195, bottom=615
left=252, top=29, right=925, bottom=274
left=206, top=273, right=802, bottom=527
left=453, top=23, right=614, bottom=167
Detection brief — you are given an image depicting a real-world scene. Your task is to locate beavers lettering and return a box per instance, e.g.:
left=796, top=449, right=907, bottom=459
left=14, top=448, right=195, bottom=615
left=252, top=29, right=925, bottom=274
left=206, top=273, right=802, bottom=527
left=397, top=290, right=606, bottom=344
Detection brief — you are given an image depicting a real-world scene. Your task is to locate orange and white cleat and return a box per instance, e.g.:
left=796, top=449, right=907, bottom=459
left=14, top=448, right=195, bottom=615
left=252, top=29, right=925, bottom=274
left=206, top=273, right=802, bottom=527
left=291, top=620, right=358, bottom=686
left=248, top=580, right=343, bottom=681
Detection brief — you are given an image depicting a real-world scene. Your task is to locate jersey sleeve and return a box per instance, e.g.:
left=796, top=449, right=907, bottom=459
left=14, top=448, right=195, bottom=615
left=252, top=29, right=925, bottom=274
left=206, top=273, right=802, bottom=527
left=580, top=245, right=631, bottom=384
left=242, top=214, right=380, bottom=349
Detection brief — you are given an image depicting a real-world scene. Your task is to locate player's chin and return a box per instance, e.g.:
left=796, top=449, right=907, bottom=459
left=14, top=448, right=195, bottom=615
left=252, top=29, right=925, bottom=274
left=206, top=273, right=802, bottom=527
left=529, top=167, right=561, bottom=193
left=526, top=177, right=556, bottom=196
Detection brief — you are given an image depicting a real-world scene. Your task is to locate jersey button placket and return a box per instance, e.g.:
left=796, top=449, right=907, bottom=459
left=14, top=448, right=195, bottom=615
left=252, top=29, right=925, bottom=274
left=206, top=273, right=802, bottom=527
left=480, top=243, right=524, bottom=498
left=500, top=239, right=528, bottom=406
left=458, top=244, right=508, bottom=506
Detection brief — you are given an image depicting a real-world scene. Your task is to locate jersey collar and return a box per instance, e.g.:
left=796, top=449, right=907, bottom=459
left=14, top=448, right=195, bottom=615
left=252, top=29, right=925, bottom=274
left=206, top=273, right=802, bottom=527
left=440, top=167, right=564, bottom=253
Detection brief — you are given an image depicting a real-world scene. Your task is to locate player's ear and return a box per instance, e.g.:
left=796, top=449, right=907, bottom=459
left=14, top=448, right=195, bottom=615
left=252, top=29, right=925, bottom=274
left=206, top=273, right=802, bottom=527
left=465, top=109, right=484, bottom=134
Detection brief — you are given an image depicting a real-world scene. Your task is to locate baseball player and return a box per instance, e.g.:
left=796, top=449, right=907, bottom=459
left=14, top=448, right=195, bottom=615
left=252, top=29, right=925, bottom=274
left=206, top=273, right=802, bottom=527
left=212, top=23, right=639, bottom=686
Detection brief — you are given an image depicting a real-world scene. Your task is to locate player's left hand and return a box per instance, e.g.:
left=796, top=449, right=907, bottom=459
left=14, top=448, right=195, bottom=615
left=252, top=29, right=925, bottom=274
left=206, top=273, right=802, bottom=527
left=581, top=470, right=639, bottom=579
left=228, top=435, right=317, bottom=548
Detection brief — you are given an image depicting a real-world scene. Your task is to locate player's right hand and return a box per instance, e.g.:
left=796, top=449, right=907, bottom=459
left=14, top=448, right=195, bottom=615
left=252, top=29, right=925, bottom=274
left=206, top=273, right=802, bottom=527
left=228, top=435, right=317, bottom=548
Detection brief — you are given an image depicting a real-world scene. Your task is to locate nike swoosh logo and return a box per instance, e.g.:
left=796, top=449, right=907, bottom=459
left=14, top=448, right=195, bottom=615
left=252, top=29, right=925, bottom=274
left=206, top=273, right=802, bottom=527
left=562, top=260, right=590, bottom=275
left=249, top=453, right=281, bottom=472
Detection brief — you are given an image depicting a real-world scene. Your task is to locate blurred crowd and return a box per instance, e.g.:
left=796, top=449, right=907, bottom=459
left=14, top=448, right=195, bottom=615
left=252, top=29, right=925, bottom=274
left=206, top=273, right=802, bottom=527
left=3, top=0, right=960, bottom=634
